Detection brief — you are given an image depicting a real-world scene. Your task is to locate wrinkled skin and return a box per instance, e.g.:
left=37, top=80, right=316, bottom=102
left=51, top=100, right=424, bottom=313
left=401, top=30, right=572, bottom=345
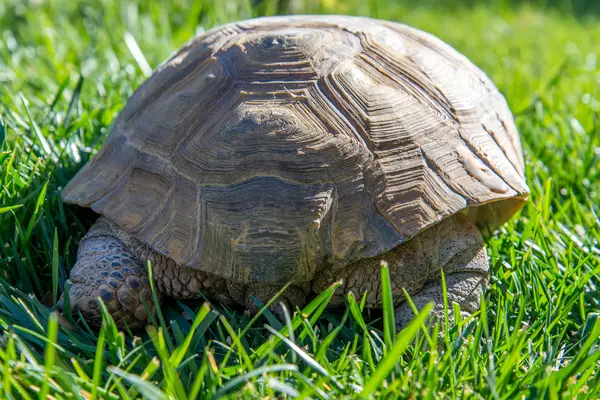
left=61, top=213, right=488, bottom=329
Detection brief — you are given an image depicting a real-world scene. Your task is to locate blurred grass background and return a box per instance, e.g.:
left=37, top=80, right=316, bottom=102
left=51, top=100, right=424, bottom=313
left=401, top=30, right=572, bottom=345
left=1, top=0, right=600, bottom=398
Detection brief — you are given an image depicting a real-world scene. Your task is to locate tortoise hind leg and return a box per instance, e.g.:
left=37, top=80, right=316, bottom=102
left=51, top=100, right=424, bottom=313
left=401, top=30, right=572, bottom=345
left=393, top=215, right=489, bottom=329
left=62, top=220, right=155, bottom=329
left=311, top=213, right=489, bottom=329
left=393, top=270, right=487, bottom=330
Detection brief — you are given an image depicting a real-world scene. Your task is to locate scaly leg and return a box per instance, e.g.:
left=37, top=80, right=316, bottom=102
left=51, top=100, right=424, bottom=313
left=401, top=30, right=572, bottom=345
left=312, top=213, right=489, bottom=329
left=63, top=217, right=237, bottom=328
left=394, top=270, right=487, bottom=329
left=64, top=222, right=154, bottom=329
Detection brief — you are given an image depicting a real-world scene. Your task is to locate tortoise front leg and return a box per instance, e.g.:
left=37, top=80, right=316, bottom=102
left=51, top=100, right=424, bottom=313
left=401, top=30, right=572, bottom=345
left=64, top=220, right=156, bottom=329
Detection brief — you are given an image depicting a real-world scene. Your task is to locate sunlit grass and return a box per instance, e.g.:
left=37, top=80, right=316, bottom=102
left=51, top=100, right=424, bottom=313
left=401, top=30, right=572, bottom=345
left=1, top=0, right=599, bottom=398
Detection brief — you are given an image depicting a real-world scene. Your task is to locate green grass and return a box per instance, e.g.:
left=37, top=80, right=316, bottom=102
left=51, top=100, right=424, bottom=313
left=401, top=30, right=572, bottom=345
left=1, top=0, right=600, bottom=398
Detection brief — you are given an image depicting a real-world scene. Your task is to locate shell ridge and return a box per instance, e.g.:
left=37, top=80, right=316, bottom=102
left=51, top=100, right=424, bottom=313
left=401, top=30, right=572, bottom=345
left=418, top=146, right=470, bottom=203
left=481, top=123, right=526, bottom=182
left=454, top=133, right=515, bottom=195
left=482, top=80, right=526, bottom=174
left=166, top=63, right=235, bottom=160
left=357, top=45, right=459, bottom=126
left=314, top=77, right=374, bottom=154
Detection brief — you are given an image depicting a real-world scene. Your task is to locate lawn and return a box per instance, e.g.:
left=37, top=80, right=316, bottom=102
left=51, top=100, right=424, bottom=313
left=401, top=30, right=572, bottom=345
left=1, top=0, right=600, bottom=398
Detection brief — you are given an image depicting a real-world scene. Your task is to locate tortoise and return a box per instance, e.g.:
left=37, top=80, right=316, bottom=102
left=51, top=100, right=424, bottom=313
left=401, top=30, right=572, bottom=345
left=61, top=15, right=529, bottom=329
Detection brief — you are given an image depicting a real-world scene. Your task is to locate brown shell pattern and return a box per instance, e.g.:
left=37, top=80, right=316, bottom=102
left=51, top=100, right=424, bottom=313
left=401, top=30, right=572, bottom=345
left=63, top=15, right=529, bottom=284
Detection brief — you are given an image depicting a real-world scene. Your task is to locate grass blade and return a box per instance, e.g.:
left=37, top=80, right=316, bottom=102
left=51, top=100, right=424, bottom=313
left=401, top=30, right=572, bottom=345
left=214, top=364, right=299, bottom=398
left=380, top=260, right=396, bottom=351
left=360, top=304, right=433, bottom=397
left=108, top=367, right=166, bottom=400
left=91, top=326, right=105, bottom=400
left=0, top=204, right=22, bottom=214
left=51, top=228, right=59, bottom=305
left=39, top=313, right=59, bottom=399
left=23, top=180, right=48, bottom=244
left=0, top=114, right=5, bottom=147
left=19, top=94, right=53, bottom=157
left=169, top=302, right=211, bottom=367
left=124, top=32, right=152, bottom=77
left=265, top=324, right=342, bottom=389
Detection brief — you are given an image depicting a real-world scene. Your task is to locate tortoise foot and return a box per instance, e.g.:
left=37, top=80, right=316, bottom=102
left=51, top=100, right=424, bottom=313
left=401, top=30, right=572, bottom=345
left=65, top=227, right=155, bottom=329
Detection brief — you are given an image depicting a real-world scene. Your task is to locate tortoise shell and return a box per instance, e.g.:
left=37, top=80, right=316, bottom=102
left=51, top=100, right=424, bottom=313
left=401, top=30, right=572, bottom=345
left=63, top=15, right=529, bottom=284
